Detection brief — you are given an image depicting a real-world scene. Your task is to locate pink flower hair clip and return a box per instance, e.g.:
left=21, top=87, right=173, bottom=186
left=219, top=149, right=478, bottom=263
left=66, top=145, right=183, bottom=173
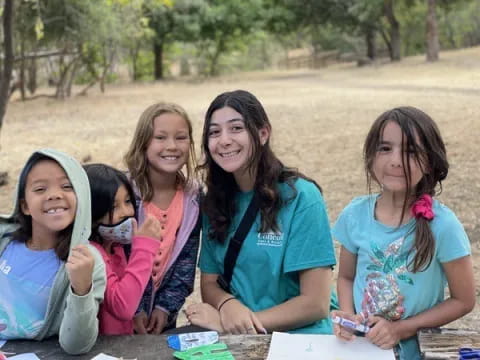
left=411, top=194, right=435, bottom=221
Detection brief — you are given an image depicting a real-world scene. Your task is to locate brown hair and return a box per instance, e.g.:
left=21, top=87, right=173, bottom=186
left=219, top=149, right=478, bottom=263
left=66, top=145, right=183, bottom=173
left=199, top=90, right=321, bottom=243
left=364, top=106, right=449, bottom=272
left=124, top=102, right=196, bottom=201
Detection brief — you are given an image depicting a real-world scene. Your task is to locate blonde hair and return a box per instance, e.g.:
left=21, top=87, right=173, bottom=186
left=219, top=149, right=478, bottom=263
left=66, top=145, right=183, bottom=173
left=124, top=102, right=196, bottom=201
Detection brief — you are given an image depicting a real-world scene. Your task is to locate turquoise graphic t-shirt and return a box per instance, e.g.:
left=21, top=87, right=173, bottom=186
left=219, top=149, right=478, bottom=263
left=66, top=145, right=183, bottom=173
left=332, top=195, right=471, bottom=360
left=0, top=240, right=61, bottom=339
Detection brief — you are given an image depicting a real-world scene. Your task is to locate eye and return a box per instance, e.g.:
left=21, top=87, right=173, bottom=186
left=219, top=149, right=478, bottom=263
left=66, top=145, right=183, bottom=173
left=377, top=145, right=391, bottom=153
left=231, top=125, right=244, bottom=132
left=176, top=135, right=189, bottom=141
left=125, top=198, right=132, bottom=204
left=62, top=183, right=73, bottom=191
left=208, top=128, right=220, bottom=137
left=154, top=135, right=166, bottom=140
left=33, top=187, right=46, bottom=193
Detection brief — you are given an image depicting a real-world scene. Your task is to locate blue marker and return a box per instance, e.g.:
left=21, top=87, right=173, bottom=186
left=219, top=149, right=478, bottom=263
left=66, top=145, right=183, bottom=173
left=332, top=316, right=370, bottom=334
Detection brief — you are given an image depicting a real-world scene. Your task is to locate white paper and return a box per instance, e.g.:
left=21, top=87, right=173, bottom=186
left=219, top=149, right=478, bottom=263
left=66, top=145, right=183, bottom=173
left=90, top=354, right=120, bottom=360
left=267, top=332, right=395, bottom=360
left=6, top=354, right=40, bottom=360
left=0, top=340, right=5, bottom=348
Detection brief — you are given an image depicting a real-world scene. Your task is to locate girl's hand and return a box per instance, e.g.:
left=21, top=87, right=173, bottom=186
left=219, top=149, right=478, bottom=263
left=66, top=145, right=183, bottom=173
left=185, top=303, right=225, bottom=333
left=366, top=316, right=402, bottom=350
left=219, top=299, right=265, bottom=335
left=331, top=310, right=364, bottom=342
left=133, top=311, right=149, bottom=334
left=66, top=245, right=95, bottom=296
left=134, top=216, right=163, bottom=241
left=147, top=308, right=168, bottom=335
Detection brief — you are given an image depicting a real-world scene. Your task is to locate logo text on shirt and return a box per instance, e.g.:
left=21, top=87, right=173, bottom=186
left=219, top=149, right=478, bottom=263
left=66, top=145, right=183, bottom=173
left=257, top=232, right=283, bottom=247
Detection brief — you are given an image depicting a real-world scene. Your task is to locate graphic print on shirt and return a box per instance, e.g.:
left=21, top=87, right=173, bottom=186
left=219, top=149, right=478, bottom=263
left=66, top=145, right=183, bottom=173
left=361, top=236, right=414, bottom=320
left=0, top=260, right=51, bottom=339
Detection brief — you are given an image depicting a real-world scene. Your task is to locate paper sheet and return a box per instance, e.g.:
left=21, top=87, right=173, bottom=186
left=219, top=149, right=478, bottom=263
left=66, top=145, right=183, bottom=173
left=0, top=341, right=5, bottom=348
left=6, top=354, right=40, bottom=360
left=266, top=332, right=395, bottom=360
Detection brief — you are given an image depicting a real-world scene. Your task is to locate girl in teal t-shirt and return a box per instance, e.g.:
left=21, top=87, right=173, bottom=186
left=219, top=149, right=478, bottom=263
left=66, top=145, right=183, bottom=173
left=332, top=107, right=475, bottom=360
left=185, top=90, right=336, bottom=334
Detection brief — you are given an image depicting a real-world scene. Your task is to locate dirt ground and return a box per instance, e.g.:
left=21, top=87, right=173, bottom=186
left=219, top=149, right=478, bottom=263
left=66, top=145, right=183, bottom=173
left=1, top=46, right=479, bottom=329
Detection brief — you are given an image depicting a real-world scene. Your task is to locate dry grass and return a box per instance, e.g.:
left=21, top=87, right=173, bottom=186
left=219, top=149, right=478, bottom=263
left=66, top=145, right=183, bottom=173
left=1, top=46, right=479, bottom=329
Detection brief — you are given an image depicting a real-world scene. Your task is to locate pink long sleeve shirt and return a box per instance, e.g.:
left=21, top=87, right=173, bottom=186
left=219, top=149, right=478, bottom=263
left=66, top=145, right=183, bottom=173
left=91, top=236, right=160, bottom=335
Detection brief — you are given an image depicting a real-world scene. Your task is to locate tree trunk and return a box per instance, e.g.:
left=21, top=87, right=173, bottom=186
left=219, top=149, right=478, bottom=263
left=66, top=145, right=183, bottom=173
left=19, top=39, right=26, bottom=100
left=153, top=42, right=163, bottom=80
left=209, top=37, right=225, bottom=77
left=0, top=0, right=14, bottom=134
left=384, top=0, right=401, bottom=61
left=365, top=26, right=377, bottom=60
left=426, top=0, right=440, bottom=62
left=27, top=58, right=37, bottom=95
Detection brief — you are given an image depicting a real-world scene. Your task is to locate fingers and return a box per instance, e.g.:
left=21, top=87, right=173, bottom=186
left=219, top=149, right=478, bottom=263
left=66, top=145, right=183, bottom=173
left=136, top=216, right=162, bottom=240
left=251, top=313, right=266, bottom=335
left=132, top=218, right=138, bottom=234
left=133, top=312, right=148, bottom=334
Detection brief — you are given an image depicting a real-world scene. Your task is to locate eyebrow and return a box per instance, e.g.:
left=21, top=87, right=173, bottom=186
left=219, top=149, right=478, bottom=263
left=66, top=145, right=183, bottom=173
left=209, top=118, right=244, bottom=126
left=30, top=176, right=69, bottom=185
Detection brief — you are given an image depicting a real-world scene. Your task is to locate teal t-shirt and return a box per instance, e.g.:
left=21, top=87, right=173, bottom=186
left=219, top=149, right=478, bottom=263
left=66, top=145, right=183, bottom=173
left=332, top=195, right=471, bottom=360
left=199, top=178, right=337, bottom=334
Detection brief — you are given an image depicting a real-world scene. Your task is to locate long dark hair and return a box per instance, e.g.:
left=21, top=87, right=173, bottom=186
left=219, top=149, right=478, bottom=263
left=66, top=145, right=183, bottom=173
left=84, top=164, right=137, bottom=245
left=364, top=106, right=449, bottom=272
left=199, top=90, right=320, bottom=243
left=13, top=153, right=73, bottom=261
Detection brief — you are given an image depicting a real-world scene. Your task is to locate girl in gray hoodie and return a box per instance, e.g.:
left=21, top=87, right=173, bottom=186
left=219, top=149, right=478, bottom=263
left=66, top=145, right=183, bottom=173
left=0, top=149, right=106, bottom=354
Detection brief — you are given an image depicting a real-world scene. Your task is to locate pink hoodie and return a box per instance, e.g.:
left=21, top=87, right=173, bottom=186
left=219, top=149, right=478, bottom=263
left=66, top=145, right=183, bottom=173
left=91, top=235, right=160, bottom=335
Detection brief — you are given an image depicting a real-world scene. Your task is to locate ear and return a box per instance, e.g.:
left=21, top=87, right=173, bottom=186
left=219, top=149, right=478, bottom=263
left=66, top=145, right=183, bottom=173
left=258, top=126, right=270, bottom=146
left=20, top=199, right=30, bottom=216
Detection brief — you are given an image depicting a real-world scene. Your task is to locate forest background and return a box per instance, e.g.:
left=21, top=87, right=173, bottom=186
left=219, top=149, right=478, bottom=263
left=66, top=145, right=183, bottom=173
left=0, top=0, right=479, bottom=328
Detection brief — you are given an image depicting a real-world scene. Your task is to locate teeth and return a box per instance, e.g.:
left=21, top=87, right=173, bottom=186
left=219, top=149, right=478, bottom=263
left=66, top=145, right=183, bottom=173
left=162, top=156, right=178, bottom=160
left=220, top=151, right=240, bottom=158
left=46, top=208, right=65, bottom=214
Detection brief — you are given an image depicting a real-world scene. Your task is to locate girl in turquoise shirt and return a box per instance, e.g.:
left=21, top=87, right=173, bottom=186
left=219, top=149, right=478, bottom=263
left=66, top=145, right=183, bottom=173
left=186, top=90, right=336, bottom=334
left=332, top=107, right=475, bottom=360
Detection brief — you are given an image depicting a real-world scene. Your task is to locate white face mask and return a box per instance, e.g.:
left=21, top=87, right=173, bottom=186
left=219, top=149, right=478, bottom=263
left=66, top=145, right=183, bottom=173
left=97, top=217, right=134, bottom=245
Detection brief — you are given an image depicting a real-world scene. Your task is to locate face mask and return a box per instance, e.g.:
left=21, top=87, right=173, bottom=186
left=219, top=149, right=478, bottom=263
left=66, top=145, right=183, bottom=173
left=97, top=217, right=134, bottom=245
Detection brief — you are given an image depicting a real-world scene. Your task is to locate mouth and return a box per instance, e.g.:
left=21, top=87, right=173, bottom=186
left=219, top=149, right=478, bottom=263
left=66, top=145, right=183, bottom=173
left=44, top=207, right=67, bottom=214
left=161, top=155, right=180, bottom=161
left=219, top=150, right=240, bottom=158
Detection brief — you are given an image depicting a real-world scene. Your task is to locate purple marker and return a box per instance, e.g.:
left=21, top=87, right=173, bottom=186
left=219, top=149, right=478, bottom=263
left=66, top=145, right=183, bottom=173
left=332, top=316, right=370, bottom=333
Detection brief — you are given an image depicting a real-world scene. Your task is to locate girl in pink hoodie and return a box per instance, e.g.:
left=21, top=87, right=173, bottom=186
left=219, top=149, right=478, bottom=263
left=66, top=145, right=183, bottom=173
left=85, top=164, right=162, bottom=335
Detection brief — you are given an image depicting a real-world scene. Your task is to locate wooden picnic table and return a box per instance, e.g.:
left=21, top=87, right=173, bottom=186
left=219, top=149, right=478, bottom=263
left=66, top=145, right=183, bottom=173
left=419, top=328, right=480, bottom=359
left=3, top=328, right=479, bottom=359
left=1, top=334, right=271, bottom=359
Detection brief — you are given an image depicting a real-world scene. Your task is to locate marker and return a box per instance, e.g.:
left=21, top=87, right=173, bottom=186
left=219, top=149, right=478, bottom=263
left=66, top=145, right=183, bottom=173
left=332, top=316, right=370, bottom=334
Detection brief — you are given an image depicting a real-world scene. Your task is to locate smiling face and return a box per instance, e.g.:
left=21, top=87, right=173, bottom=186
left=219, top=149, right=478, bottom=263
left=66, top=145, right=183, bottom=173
left=146, top=112, right=191, bottom=177
left=207, top=106, right=269, bottom=189
left=372, top=121, right=426, bottom=196
left=21, top=160, right=77, bottom=238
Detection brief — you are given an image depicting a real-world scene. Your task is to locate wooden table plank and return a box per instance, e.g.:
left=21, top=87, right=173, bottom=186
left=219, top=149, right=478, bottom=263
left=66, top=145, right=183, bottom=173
left=419, top=328, right=480, bottom=360
left=1, top=334, right=272, bottom=360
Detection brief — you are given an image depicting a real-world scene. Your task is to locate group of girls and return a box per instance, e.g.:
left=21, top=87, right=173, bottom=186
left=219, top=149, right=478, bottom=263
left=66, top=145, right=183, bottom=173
left=0, top=90, right=475, bottom=360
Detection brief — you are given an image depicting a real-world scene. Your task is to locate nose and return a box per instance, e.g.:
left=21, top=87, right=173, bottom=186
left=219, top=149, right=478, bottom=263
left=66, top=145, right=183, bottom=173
left=166, top=137, right=177, bottom=150
left=118, top=202, right=134, bottom=219
left=47, top=189, right=62, bottom=200
left=218, top=131, right=232, bottom=147
left=390, top=148, right=403, bottom=167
